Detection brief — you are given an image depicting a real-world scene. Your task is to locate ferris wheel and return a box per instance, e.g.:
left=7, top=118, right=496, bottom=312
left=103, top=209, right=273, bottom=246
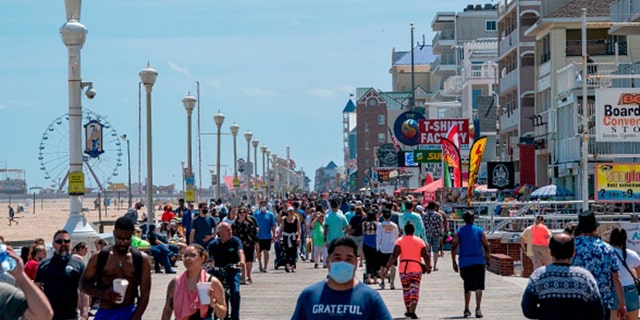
left=38, top=109, right=123, bottom=192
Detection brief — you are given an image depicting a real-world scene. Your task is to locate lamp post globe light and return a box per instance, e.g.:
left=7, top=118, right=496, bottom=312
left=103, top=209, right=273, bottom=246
left=244, top=131, right=253, bottom=203
left=251, top=139, right=259, bottom=196
left=140, top=63, right=158, bottom=230
left=265, top=148, right=271, bottom=196
left=213, top=112, right=225, bottom=200
left=229, top=123, right=240, bottom=190
left=121, top=134, right=133, bottom=209
left=61, top=0, right=99, bottom=240
left=182, top=93, right=197, bottom=202
left=260, top=145, right=267, bottom=194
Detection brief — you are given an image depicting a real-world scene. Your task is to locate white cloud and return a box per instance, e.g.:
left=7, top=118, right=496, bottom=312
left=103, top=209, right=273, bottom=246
left=307, top=88, right=335, bottom=97
left=207, top=78, right=221, bottom=88
left=167, top=60, right=191, bottom=76
left=243, top=88, right=276, bottom=96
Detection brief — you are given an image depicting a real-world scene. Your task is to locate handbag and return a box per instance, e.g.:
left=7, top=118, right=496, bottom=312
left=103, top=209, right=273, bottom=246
left=614, top=250, right=640, bottom=294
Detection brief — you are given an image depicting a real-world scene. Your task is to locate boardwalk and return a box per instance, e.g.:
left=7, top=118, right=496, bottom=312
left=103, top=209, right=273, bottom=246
left=143, top=251, right=530, bottom=320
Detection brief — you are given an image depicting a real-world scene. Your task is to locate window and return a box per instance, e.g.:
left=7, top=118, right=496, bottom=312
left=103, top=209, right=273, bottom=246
left=485, top=20, right=497, bottom=31
left=378, top=133, right=386, bottom=143
left=377, top=115, right=385, bottom=125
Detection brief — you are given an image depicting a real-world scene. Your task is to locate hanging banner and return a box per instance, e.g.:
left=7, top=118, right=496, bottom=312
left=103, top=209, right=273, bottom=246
left=467, top=136, right=487, bottom=205
left=84, top=120, right=105, bottom=158
left=595, top=163, right=640, bottom=203
left=487, top=162, right=515, bottom=190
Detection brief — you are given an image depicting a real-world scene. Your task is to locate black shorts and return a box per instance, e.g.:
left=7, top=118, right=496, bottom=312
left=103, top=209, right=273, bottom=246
left=258, top=239, right=272, bottom=252
left=460, top=264, right=486, bottom=291
left=378, top=252, right=397, bottom=267
left=243, top=245, right=255, bottom=262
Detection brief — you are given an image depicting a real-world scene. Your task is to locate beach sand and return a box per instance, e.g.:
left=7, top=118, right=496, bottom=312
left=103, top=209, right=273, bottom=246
left=1, top=197, right=126, bottom=244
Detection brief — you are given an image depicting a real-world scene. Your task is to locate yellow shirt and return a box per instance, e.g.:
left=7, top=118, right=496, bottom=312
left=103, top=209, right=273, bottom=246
left=520, top=226, right=533, bottom=257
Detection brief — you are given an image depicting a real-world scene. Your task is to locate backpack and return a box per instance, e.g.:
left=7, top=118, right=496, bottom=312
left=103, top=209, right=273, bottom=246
left=95, top=246, right=143, bottom=298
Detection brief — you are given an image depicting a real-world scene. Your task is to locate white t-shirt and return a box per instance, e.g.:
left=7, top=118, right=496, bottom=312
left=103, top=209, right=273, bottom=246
left=376, top=220, right=399, bottom=254
left=614, top=247, right=640, bottom=286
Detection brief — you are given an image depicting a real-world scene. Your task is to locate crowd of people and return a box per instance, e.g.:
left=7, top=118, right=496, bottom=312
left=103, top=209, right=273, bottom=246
left=6, top=190, right=640, bottom=319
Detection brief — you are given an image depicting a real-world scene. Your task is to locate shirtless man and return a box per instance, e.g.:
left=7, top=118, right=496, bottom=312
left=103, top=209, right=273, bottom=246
left=80, top=217, right=152, bottom=320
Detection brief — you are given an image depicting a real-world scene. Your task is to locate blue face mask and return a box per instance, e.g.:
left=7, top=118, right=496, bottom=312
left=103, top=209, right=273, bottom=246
left=329, top=261, right=354, bottom=284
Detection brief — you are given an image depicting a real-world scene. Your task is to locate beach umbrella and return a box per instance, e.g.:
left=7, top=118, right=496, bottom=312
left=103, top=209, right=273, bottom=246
left=530, top=184, right=575, bottom=199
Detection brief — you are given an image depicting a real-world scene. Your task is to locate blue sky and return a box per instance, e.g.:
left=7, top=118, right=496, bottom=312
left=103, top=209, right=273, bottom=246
left=0, top=0, right=485, bottom=191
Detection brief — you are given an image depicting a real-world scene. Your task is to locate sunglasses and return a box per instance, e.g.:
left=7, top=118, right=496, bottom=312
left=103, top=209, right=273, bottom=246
left=54, top=239, right=71, bottom=244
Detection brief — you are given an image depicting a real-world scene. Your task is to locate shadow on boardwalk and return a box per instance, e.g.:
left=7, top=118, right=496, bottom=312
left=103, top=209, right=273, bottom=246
left=144, top=252, right=529, bottom=320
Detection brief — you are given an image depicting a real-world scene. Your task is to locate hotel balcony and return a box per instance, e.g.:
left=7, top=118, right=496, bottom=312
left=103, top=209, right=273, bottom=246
left=432, top=30, right=456, bottom=54
left=432, top=55, right=457, bottom=75
left=500, top=68, right=518, bottom=93
left=611, top=0, right=640, bottom=34
left=499, top=29, right=519, bottom=57
left=431, top=12, right=455, bottom=31
left=500, top=107, right=519, bottom=131
left=565, top=40, right=627, bottom=56
left=555, top=62, right=630, bottom=96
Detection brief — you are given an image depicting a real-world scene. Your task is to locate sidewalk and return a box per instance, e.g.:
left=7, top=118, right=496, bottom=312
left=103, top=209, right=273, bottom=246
left=143, top=251, right=530, bottom=319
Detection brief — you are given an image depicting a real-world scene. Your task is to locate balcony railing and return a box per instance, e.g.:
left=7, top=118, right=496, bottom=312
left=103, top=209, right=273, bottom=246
left=500, top=69, right=518, bottom=93
left=463, top=63, right=497, bottom=81
left=432, top=30, right=455, bottom=48
left=565, top=40, right=628, bottom=56
left=499, top=29, right=519, bottom=55
left=556, top=62, right=631, bottom=95
left=611, top=0, right=640, bottom=22
left=500, top=107, right=519, bottom=130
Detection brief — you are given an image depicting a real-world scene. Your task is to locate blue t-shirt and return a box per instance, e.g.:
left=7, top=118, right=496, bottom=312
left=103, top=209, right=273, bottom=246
left=191, top=215, right=216, bottom=247
left=291, top=281, right=391, bottom=320
left=254, top=211, right=276, bottom=240
left=455, top=224, right=486, bottom=268
left=325, top=211, right=349, bottom=244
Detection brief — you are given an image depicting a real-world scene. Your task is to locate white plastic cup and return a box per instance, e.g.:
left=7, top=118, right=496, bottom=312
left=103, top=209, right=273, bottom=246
left=113, top=278, right=129, bottom=304
left=196, top=282, right=211, bottom=305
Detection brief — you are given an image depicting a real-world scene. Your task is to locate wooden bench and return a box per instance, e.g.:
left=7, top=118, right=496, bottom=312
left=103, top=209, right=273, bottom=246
left=488, top=253, right=514, bottom=276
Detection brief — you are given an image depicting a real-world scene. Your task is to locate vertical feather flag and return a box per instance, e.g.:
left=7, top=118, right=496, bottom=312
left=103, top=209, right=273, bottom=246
left=442, top=138, right=462, bottom=188
left=467, top=136, right=487, bottom=205
left=388, top=127, right=400, bottom=152
left=446, top=124, right=460, bottom=150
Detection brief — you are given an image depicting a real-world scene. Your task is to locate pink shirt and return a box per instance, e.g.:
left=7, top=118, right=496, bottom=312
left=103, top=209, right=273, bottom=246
left=395, top=235, right=426, bottom=273
left=531, top=224, right=550, bottom=246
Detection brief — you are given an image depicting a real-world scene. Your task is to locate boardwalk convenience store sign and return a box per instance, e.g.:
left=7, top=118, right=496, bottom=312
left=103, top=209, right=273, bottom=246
left=595, top=88, right=640, bottom=142
left=595, top=163, right=640, bottom=203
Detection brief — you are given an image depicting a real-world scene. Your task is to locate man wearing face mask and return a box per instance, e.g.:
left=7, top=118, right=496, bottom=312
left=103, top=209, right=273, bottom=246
left=35, top=230, right=89, bottom=320
left=254, top=199, right=276, bottom=272
left=291, top=237, right=392, bottom=320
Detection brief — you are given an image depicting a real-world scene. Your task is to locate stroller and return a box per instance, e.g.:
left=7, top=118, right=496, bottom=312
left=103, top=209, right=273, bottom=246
left=273, top=240, right=288, bottom=269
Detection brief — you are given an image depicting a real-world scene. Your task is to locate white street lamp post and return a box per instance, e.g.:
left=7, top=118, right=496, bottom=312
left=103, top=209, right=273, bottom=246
left=260, top=145, right=267, bottom=196
left=265, top=149, right=271, bottom=196
left=244, top=131, right=253, bottom=204
left=183, top=93, right=196, bottom=202
left=121, top=134, right=132, bottom=209
left=213, top=112, right=225, bottom=200
left=61, top=0, right=98, bottom=239
left=271, top=153, right=278, bottom=197
left=230, top=123, right=240, bottom=192
left=252, top=139, right=259, bottom=200
left=140, top=63, right=158, bottom=230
